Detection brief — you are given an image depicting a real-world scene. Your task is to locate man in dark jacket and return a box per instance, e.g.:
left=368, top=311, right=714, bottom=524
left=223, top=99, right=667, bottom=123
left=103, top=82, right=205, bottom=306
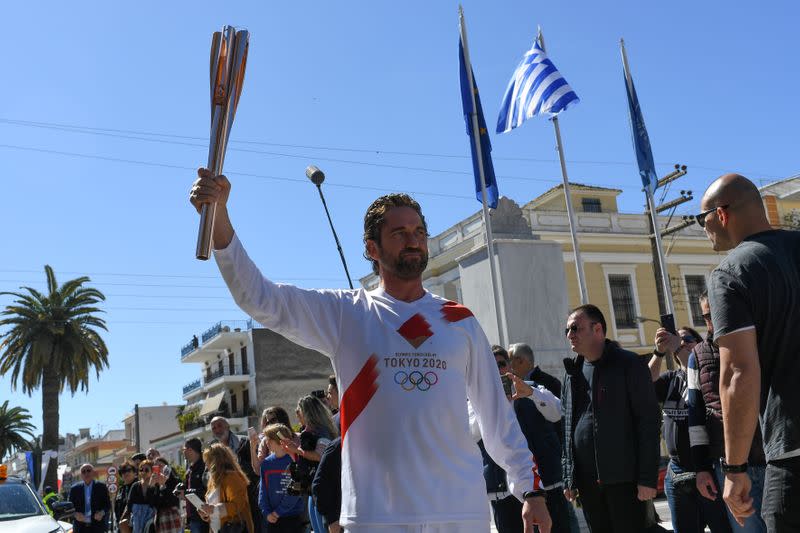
left=561, top=304, right=660, bottom=533
left=312, top=437, right=342, bottom=532
left=181, top=438, right=209, bottom=533
left=69, top=463, right=111, bottom=533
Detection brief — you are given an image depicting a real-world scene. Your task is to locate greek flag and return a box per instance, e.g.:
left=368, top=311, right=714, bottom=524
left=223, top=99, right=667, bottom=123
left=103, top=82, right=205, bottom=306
left=496, top=31, right=579, bottom=134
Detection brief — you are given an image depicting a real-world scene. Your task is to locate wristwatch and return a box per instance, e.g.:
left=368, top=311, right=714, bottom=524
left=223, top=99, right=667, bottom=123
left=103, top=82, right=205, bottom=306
left=653, top=348, right=666, bottom=358
left=522, top=490, right=545, bottom=499
left=721, top=460, right=748, bottom=474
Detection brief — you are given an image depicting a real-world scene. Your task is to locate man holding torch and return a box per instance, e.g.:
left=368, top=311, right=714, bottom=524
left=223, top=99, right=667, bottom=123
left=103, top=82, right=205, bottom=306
left=189, top=171, right=551, bottom=532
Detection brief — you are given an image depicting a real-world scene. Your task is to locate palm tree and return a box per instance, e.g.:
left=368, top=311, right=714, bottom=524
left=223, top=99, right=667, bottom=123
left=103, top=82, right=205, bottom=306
left=0, top=265, right=108, bottom=489
left=0, top=401, right=35, bottom=461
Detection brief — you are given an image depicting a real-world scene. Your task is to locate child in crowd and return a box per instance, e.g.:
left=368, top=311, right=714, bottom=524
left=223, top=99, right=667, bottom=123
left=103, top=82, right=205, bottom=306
left=258, top=424, right=305, bottom=533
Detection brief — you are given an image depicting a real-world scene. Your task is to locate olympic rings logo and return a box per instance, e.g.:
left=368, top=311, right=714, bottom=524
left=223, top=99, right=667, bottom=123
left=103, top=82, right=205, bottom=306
left=394, top=370, right=438, bottom=392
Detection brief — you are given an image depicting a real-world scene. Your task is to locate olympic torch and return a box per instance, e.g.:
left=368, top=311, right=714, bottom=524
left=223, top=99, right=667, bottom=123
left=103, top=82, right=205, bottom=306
left=196, top=25, right=249, bottom=260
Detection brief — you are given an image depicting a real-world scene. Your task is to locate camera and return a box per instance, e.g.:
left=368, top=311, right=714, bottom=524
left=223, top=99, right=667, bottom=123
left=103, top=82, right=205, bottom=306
left=310, top=389, right=326, bottom=400
left=286, top=460, right=316, bottom=496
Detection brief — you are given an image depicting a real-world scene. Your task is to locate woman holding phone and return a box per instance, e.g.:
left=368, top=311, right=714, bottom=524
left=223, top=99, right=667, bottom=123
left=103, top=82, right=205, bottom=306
left=199, top=443, right=254, bottom=533
left=150, top=457, right=182, bottom=533
left=281, top=395, right=337, bottom=533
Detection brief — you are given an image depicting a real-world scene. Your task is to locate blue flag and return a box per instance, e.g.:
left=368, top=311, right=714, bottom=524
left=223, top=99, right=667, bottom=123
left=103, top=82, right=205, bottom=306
left=622, top=41, right=657, bottom=194
left=25, top=451, right=34, bottom=483
left=459, top=35, right=498, bottom=209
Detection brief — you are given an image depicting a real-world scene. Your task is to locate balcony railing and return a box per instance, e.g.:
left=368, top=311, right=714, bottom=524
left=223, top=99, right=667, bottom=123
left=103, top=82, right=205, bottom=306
left=201, top=320, right=254, bottom=343
left=183, top=379, right=202, bottom=395
left=181, top=320, right=254, bottom=360
left=203, top=364, right=249, bottom=385
left=180, top=341, right=196, bottom=358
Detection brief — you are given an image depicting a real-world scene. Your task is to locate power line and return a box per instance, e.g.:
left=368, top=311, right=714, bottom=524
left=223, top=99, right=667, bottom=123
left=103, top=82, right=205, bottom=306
left=0, top=268, right=344, bottom=282
left=0, top=143, right=475, bottom=200
left=0, top=117, right=783, bottom=178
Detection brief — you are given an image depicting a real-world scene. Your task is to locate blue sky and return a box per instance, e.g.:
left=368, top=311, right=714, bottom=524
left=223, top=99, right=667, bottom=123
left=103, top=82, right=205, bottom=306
left=2, top=1, right=798, bottom=438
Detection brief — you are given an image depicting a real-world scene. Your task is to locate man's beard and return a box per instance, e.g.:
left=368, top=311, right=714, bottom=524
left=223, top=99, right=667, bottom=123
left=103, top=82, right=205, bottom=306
left=381, top=248, right=428, bottom=280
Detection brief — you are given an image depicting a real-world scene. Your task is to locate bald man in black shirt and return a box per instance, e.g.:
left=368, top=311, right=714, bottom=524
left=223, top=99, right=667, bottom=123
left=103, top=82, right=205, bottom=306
left=700, top=173, right=800, bottom=531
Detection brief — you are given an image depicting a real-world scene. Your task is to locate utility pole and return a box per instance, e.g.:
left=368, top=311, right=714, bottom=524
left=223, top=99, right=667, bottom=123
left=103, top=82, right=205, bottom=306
left=134, top=404, right=141, bottom=453
left=646, top=164, right=690, bottom=315
left=646, top=164, right=692, bottom=370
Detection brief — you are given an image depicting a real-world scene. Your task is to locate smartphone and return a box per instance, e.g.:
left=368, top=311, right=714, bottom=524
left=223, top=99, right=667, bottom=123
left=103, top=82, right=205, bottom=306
left=247, top=427, right=258, bottom=439
left=501, top=374, right=513, bottom=396
left=660, top=313, right=677, bottom=335
left=161, top=465, right=171, bottom=478
left=152, top=464, right=161, bottom=476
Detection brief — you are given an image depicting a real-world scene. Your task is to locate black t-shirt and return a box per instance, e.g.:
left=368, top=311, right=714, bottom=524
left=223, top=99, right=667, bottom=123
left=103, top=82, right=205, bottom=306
left=709, top=229, right=800, bottom=460
left=654, top=369, right=692, bottom=468
left=573, top=360, right=597, bottom=480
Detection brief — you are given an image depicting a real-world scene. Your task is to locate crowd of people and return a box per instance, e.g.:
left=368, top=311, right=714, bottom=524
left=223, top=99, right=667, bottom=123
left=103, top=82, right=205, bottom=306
left=181, top=170, right=799, bottom=532
left=51, top=171, right=800, bottom=533
left=66, top=387, right=342, bottom=533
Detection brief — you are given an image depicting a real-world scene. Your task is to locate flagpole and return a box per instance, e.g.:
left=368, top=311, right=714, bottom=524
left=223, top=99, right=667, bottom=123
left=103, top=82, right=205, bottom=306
left=536, top=30, right=588, bottom=305
left=459, top=6, right=509, bottom=346
left=620, top=38, right=674, bottom=316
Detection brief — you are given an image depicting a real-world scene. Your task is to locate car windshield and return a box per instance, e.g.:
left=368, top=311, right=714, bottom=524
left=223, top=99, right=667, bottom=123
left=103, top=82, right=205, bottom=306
left=0, top=483, right=45, bottom=521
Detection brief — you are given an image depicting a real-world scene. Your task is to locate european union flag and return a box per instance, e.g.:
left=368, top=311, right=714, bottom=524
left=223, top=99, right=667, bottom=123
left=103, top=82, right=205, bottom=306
left=622, top=40, right=657, bottom=195
left=459, top=35, right=498, bottom=209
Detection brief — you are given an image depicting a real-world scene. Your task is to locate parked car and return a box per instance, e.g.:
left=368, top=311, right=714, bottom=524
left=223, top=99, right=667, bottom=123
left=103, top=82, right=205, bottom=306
left=0, top=473, right=73, bottom=532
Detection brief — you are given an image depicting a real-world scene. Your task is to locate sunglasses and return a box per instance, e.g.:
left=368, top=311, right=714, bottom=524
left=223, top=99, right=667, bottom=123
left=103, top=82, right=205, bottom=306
left=496, top=360, right=508, bottom=369
left=680, top=335, right=696, bottom=343
left=139, top=468, right=150, bottom=473
left=265, top=418, right=278, bottom=425
left=81, top=469, right=93, bottom=474
left=564, top=322, right=598, bottom=336
left=694, top=205, right=730, bottom=228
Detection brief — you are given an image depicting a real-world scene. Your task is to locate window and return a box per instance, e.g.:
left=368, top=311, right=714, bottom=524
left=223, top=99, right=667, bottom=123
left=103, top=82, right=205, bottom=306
left=241, top=346, right=248, bottom=374
left=608, top=274, right=637, bottom=328
left=685, top=275, right=707, bottom=327
left=582, top=198, right=602, bottom=213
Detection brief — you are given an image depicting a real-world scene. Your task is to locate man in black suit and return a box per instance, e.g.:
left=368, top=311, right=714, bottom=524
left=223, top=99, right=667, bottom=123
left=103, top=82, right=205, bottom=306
left=69, top=463, right=111, bottom=532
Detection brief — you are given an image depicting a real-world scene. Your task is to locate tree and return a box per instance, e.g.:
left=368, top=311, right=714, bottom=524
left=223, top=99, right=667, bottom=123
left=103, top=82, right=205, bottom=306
left=784, top=209, right=800, bottom=230
left=0, top=265, right=108, bottom=489
left=0, top=401, right=35, bottom=461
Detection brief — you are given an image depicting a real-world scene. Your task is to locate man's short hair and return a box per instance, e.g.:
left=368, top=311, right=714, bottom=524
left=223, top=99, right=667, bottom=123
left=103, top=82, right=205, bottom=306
left=492, top=345, right=509, bottom=359
left=508, top=343, right=535, bottom=365
left=571, top=304, right=607, bottom=335
left=362, top=193, right=428, bottom=275
left=184, top=438, right=202, bottom=455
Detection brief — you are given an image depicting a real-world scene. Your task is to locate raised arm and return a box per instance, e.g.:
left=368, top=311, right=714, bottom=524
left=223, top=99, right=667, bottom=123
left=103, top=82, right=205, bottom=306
left=190, top=168, right=346, bottom=357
